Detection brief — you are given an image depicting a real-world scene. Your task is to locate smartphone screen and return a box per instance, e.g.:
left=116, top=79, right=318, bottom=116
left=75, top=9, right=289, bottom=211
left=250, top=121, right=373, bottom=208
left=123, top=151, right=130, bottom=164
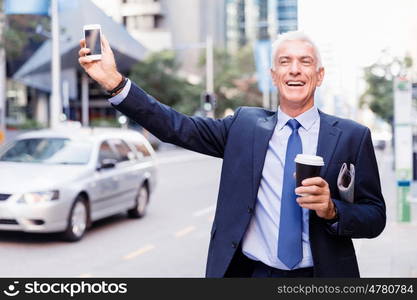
left=85, top=29, right=101, bottom=55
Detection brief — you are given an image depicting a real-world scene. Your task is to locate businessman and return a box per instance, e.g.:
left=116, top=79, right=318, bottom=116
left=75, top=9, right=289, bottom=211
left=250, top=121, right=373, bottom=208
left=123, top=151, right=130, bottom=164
left=79, top=31, right=386, bottom=278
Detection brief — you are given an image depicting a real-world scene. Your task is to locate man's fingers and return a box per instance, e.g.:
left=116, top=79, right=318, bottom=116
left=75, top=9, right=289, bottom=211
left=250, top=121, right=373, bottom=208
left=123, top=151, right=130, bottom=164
left=78, top=56, right=93, bottom=66
left=297, top=202, right=327, bottom=211
left=301, top=177, right=326, bottom=187
left=101, top=34, right=112, bottom=53
left=296, top=194, right=324, bottom=203
left=295, top=185, right=321, bottom=195
left=79, top=39, right=86, bottom=48
left=79, top=47, right=91, bottom=57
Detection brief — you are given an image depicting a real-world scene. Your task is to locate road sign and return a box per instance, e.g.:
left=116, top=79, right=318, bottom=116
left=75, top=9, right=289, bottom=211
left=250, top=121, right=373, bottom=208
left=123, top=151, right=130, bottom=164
left=394, top=76, right=413, bottom=222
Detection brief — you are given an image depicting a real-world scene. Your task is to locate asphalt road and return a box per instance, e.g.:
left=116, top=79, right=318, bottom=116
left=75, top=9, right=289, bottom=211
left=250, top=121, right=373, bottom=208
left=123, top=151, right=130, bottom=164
left=1, top=146, right=411, bottom=278
left=0, top=148, right=222, bottom=278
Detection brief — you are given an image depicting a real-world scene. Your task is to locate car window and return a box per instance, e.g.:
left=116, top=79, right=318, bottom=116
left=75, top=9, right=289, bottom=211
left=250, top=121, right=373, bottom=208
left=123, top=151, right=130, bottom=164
left=98, top=141, right=119, bottom=163
left=109, top=139, right=133, bottom=162
left=132, top=141, right=151, bottom=158
left=0, top=138, right=92, bottom=164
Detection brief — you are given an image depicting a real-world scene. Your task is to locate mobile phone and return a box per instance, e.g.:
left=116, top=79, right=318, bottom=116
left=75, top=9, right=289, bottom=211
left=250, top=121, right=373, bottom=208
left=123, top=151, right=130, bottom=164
left=83, top=24, right=102, bottom=60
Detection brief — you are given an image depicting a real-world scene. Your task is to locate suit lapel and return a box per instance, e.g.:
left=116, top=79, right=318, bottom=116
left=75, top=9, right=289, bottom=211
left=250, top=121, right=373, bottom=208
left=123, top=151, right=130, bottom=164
left=252, top=113, right=278, bottom=202
left=316, top=110, right=342, bottom=178
left=251, top=110, right=341, bottom=203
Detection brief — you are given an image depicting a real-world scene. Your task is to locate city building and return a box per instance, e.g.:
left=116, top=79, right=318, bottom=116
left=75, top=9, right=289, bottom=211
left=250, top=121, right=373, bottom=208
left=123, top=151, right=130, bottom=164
left=10, top=0, right=147, bottom=127
left=226, top=0, right=298, bottom=51
left=276, top=0, right=298, bottom=34
left=92, top=0, right=227, bottom=80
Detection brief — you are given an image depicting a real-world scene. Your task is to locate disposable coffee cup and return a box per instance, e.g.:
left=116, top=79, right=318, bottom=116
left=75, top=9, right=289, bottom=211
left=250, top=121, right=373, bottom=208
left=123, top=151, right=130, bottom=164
left=294, top=154, right=324, bottom=193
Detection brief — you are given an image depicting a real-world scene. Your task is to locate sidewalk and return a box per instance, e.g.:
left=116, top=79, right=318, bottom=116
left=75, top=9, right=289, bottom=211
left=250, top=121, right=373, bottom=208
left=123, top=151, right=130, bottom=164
left=355, top=146, right=417, bottom=277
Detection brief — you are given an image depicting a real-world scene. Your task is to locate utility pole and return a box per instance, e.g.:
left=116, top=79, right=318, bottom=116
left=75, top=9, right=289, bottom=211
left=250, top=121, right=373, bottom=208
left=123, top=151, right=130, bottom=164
left=204, top=34, right=215, bottom=118
left=0, top=8, right=6, bottom=144
left=50, top=0, right=61, bottom=129
left=206, top=34, right=214, bottom=95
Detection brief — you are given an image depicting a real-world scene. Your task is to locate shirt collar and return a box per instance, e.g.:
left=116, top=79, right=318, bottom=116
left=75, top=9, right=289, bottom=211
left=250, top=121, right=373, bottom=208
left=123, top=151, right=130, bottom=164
left=277, top=105, right=319, bottom=131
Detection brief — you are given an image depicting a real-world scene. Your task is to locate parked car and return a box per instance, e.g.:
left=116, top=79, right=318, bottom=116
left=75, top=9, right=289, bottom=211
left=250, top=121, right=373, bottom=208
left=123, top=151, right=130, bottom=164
left=0, top=127, right=157, bottom=241
left=371, top=131, right=391, bottom=151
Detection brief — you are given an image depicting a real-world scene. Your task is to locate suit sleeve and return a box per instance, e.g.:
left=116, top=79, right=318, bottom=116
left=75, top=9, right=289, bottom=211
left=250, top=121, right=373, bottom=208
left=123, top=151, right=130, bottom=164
left=111, top=82, right=239, bottom=158
left=327, top=127, right=386, bottom=238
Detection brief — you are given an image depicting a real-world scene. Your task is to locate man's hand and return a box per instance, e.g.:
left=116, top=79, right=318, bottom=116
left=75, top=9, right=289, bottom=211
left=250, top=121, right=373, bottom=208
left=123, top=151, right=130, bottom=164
left=294, top=177, right=337, bottom=220
left=78, top=34, right=122, bottom=91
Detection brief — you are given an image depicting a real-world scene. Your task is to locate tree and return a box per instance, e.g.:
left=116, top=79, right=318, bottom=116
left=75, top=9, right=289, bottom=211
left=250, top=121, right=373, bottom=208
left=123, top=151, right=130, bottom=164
left=360, top=51, right=413, bottom=126
left=199, top=45, right=262, bottom=117
left=129, top=45, right=262, bottom=119
left=2, top=14, right=49, bottom=74
left=0, top=0, right=49, bottom=77
left=129, top=50, right=202, bottom=116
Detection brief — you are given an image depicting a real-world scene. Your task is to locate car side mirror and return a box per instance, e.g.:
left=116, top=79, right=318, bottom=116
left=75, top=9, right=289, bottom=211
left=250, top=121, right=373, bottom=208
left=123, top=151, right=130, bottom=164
left=97, top=158, right=117, bottom=171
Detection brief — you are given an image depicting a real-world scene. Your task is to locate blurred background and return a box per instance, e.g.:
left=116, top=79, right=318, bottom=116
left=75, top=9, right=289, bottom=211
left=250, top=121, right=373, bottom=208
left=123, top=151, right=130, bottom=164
left=0, top=0, right=416, bottom=278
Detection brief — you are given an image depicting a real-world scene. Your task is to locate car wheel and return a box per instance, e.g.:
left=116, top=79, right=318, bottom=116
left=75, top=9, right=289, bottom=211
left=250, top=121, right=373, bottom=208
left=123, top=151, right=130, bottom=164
left=62, top=196, right=88, bottom=242
left=128, top=184, right=149, bottom=218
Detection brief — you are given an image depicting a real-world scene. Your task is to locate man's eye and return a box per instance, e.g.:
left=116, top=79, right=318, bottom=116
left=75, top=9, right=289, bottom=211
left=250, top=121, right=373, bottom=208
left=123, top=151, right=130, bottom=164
left=302, top=60, right=312, bottom=65
left=280, top=60, right=289, bottom=65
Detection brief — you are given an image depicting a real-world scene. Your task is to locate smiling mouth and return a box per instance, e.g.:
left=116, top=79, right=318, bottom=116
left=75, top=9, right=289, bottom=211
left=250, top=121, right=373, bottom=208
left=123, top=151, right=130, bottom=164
left=285, top=81, right=305, bottom=87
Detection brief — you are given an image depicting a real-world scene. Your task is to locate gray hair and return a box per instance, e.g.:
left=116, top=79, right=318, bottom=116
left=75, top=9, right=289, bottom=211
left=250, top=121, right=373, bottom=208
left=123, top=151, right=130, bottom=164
left=271, top=30, right=323, bottom=71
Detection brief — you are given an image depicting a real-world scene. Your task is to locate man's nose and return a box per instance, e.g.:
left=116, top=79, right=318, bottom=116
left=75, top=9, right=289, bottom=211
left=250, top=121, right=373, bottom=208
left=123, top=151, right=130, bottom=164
left=289, top=61, right=301, bottom=75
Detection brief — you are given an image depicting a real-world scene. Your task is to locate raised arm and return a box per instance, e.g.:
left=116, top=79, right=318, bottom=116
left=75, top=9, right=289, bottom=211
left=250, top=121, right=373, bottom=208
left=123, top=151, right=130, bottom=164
left=78, top=35, right=238, bottom=158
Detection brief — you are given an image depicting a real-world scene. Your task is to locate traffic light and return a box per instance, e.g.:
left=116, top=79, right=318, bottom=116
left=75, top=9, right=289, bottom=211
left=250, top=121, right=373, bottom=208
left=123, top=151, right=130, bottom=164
left=201, top=92, right=216, bottom=112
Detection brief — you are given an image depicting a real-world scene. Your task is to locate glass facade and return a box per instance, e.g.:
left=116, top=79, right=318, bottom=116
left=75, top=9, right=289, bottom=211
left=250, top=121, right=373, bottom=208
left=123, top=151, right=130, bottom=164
left=258, top=0, right=269, bottom=39
left=237, top=0, right=247, bottom=46
left=226, top=0, right=298, bottom=50
left=277, top=0, right=298, bottom=34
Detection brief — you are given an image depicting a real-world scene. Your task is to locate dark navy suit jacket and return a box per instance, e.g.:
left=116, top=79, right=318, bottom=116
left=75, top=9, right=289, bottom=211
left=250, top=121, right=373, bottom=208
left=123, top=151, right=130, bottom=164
left=113, top=82, right=386, bottom=278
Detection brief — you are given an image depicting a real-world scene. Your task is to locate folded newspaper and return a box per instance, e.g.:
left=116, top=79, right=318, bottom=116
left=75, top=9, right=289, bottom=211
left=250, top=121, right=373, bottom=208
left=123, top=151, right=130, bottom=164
left=337, top=163, right=355, bottom=203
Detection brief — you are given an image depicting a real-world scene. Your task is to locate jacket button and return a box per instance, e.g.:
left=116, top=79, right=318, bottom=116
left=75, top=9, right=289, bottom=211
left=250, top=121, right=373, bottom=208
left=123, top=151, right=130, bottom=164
left=231, top=242, right=237, bottom=248
left=247, top=207, right=253, bottom=214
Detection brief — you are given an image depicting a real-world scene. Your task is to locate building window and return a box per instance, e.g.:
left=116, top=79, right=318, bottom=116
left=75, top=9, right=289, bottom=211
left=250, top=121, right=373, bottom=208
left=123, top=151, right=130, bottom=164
left=154, top=14, right=163, bottom=29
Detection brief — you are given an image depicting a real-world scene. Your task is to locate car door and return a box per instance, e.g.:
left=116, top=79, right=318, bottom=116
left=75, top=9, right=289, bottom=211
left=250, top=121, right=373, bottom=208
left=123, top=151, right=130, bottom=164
left=106, top=139, right=138, bottom=211
left=129, top=138, right=156, bottom=189
left=91, top=140, right=122, bottom=219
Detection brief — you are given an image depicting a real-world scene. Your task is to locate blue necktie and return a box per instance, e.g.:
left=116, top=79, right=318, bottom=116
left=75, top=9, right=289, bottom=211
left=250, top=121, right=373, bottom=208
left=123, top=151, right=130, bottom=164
left=278, top=119, right=303, bottom=269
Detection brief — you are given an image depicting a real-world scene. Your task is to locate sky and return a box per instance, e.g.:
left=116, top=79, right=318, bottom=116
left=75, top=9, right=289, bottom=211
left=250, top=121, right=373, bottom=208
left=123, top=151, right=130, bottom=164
left=297, top=0, right=417, bottom=121
left=298, top=0, right=417, bottom=66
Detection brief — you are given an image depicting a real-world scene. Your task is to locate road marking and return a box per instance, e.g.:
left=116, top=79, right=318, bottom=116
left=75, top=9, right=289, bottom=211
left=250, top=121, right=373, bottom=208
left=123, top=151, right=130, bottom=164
left=123, top=244, right=155, bottom=260
left=78, top=273, right=93, bottom=278
left=175, top=226, right=196, bottom=238
left=192, top=205, right=215, bottom=217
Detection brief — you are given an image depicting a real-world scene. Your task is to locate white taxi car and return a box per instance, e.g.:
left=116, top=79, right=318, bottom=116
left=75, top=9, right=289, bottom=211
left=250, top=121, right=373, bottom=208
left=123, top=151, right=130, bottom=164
left=0, top=127, right=157, bottom=241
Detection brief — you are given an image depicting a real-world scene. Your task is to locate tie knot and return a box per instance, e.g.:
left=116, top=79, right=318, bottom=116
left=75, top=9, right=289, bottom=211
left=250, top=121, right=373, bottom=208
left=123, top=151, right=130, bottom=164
left=287, top=119, right=301, bottom=131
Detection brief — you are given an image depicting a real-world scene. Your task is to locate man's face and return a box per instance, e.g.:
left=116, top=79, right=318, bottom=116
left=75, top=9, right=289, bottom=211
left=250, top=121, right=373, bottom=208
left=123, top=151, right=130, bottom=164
left=271, top=40, right=324, bottom=108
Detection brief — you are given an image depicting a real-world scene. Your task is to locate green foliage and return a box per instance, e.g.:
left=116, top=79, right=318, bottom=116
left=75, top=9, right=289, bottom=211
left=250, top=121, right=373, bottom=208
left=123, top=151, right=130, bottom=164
left=0, top=14, right=49, bottom=59
left=7, top=119, right=44, bottom=130
left=129, top=50, right=202, bottom=116
left=359, top=53, right=413, bottom=125
left=128, top=46, right=261, bottom=118
left=90, top=118, right=121, bottom=128
left=200, top=45, right=261, bottom=117
left=360, top=66, right=394, bottom=124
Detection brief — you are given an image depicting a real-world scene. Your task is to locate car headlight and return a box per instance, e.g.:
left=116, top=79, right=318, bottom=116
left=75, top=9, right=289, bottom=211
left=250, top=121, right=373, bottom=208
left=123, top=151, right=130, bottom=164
left=17, top=190, right=60, bottom=204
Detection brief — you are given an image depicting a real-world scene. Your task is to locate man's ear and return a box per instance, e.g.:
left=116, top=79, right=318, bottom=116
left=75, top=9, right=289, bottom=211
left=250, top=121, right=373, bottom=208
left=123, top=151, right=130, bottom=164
left=316, top=67, right=325, bottom=87
left=270, top=68, right=277, bottom=82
